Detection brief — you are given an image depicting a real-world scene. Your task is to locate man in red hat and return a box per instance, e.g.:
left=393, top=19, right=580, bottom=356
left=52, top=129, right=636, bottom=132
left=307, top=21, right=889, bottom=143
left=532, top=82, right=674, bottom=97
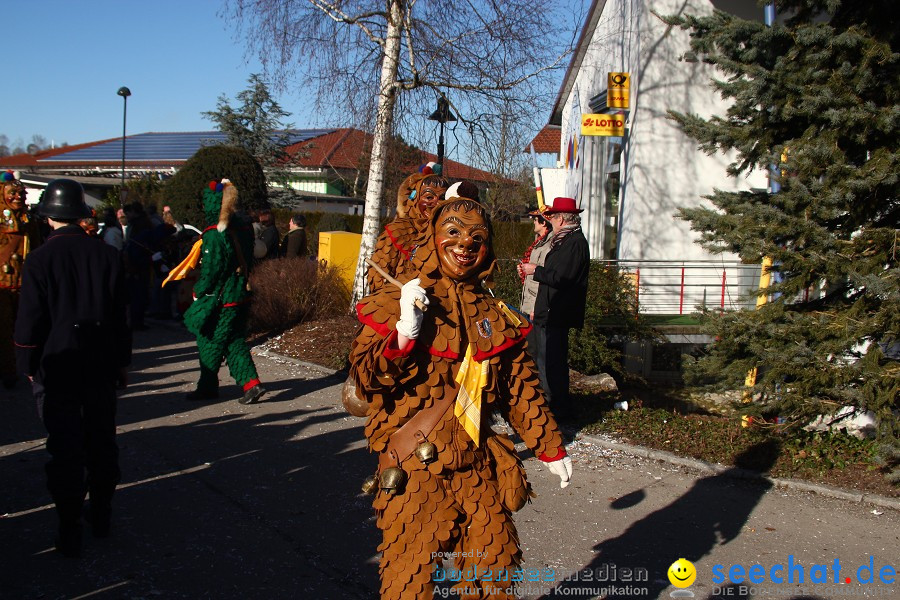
left=519, top=197, right=589, bottom=420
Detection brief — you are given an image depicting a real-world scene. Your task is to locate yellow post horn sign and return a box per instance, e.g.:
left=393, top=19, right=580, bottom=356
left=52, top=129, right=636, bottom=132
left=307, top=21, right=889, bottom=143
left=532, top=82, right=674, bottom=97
left=607, top=72, right=630, bottom=109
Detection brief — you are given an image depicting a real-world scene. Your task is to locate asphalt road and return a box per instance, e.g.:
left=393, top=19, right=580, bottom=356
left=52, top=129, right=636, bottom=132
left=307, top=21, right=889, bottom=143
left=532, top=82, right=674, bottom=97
left=1, top=323, right=897, bottom=600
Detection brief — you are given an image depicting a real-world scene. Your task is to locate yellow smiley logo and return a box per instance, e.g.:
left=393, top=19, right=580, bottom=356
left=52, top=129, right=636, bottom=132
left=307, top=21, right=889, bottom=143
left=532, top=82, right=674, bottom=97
left=668, top=558, right=696, bottom=588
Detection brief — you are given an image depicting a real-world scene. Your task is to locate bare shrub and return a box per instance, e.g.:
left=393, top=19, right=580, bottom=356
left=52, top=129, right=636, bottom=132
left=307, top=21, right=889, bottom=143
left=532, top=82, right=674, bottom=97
left=248, top=257, right=349, bottom=334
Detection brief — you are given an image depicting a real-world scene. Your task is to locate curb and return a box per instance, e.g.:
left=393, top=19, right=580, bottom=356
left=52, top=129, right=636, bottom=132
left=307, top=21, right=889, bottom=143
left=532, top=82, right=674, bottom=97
left=576, top=433, right=900, bottom=512
left=209, top=341, right=900, bottom=513
left=253, top=347, right=343, bottom=378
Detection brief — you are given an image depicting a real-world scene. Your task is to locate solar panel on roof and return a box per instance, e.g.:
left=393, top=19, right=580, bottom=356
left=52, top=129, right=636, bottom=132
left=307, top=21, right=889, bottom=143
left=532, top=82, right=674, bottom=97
left=39, top=129, right=336, bottom=163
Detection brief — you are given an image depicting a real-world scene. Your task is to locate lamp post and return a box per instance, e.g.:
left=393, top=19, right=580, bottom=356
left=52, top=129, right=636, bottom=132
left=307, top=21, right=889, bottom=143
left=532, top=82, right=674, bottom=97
left=427, top=94, right=456, bottom=167
left=117, top=86, right=131, bottom=205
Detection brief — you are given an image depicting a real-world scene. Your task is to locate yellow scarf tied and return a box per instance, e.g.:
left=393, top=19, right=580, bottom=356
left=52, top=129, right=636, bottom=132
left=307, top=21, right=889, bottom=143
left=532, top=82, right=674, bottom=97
left=454, top=343, right=488, bottom=446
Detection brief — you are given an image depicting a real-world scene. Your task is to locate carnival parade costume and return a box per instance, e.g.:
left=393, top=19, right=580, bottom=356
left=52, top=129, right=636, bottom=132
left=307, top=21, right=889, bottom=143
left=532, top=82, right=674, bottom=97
left=350, top=197, right=572, bottom=599
left=0, top=171, right=41, bottom=387
left=182, top=181, right=265, bottom=404
left=365, top=165, right=447, bottom=292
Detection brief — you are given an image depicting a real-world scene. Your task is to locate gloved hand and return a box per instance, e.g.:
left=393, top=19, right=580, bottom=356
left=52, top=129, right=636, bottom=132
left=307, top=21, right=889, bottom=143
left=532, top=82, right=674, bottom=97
left=545, top=455, right=573, bottom=488
left=395, top=278, right=429, bottom=340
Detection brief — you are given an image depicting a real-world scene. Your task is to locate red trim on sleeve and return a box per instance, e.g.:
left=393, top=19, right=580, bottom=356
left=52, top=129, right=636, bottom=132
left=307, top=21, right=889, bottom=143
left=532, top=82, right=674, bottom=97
left=382, top=330, right=416, bottom=359
left=356, top=302, right=393, bottom=337
left=539, top=447, right=567, bottom=462
left=242, top=378, right=261, bottom=391
left=384, top=224, right=411, bottom=260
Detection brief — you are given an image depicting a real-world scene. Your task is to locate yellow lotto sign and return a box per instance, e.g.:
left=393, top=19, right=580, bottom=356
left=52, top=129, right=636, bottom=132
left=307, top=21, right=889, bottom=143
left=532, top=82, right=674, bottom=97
left=607, top=72, right=630, bottom=108
left=581, top=114, right=626, bottom=136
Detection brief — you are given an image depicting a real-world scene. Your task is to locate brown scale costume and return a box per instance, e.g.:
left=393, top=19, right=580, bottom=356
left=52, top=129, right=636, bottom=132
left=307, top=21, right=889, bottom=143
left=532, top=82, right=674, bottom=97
left=365, top=171, right=448, bottom=292
left=350, top=197, right=566, bottom=600
left=0, top=172, right=41, bottom=385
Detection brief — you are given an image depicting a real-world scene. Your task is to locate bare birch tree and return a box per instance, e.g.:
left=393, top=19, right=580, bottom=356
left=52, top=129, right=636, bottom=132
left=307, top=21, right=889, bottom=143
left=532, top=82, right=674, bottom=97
left=224, top=0, right=578, bottom=305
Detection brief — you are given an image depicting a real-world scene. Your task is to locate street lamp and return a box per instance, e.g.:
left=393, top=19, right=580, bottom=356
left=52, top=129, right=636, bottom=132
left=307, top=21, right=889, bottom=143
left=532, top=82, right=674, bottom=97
left=427, top=94, right=456, bottom=167
left=117, top=86, right=131, bottom=205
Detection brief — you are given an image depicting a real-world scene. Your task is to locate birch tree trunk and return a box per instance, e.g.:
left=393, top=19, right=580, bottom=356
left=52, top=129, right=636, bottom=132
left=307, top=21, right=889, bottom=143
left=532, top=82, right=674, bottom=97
left=349, top=0, right=402, bottom=307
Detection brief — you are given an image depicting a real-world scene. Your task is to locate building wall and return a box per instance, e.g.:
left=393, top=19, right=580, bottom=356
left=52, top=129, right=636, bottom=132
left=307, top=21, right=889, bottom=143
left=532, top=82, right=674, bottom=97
left=288, top=179, right=344, bottom=196
left=560, top=0, right=767, bottom=265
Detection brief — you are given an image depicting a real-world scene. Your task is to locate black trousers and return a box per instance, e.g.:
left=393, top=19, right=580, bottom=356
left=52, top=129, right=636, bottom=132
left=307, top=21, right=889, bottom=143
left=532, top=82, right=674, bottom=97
left=527, top=323, right=550, bottom=404
left=544, top=325, right=573, bottom=419
left=36, top=379, right=120, bottom=523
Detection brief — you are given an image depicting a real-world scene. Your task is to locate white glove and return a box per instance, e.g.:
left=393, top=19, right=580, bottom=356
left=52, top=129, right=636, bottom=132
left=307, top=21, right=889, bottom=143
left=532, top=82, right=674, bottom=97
left=545, top=455, right=573, bottom=488
left=395, top=278, right=429, bottom=340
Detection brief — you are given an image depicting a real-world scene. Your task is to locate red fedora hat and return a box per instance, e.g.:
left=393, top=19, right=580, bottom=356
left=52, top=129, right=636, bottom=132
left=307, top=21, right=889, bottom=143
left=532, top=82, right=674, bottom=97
left=544, top=197, right=583, bottom=214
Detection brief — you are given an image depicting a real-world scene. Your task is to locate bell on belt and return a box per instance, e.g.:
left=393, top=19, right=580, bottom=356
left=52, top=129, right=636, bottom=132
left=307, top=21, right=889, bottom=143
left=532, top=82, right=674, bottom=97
left=1, top=264, right=11, bottom=274
left=379, top=467, right=406, bottom=494
left=414, top=441, right=437, bottom=465
left=11, top=253, right=21, bottom=262
left=361, top=474, right=378, bottom=495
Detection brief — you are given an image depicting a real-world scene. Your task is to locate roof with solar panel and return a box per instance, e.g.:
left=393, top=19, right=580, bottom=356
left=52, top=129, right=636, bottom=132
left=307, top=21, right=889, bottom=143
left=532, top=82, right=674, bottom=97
left=35, top=130, right=335, bottom=163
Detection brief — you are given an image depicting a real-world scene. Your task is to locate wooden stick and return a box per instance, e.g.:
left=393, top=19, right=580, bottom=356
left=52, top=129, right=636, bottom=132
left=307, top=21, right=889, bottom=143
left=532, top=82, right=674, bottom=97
left=365, top=258, right=428, bottom=312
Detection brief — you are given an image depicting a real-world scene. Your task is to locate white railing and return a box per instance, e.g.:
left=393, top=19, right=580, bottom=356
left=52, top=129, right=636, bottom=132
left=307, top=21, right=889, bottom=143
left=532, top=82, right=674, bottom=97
left=601, top=260, right=763, bottom=315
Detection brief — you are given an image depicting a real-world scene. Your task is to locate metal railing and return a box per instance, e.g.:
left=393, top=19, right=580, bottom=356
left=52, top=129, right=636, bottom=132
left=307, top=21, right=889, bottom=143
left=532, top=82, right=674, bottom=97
left=599, top=259, right=763, bottom=315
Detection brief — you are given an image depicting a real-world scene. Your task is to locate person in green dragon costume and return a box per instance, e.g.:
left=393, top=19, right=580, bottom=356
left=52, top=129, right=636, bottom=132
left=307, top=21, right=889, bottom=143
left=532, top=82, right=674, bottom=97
left=183, top=179, right=266, bottom=405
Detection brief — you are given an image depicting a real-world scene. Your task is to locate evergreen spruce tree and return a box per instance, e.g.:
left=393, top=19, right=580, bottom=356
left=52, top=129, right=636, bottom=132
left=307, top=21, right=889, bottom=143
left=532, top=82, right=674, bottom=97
left=664, top=1, right=898, bottom=481
left=203, top=74, right=294, bottom=186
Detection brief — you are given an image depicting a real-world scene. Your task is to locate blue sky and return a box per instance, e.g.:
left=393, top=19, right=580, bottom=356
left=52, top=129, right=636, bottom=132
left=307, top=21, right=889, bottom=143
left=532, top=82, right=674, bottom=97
left=4, top=0, right=315, bottom=149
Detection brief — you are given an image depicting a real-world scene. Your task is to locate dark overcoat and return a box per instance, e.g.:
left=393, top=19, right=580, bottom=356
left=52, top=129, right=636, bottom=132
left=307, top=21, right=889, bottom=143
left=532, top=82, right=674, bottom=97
left=15, top=225, right=131, bottom=390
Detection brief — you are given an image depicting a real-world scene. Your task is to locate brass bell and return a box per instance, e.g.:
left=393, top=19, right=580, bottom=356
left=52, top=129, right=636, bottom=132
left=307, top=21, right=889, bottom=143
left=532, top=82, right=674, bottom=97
left=1, top=264, right=11, bottom=274
left=414, top=441, right=437, bottom=465
left=361, top=474, right=378, bottom=495
left=11, top=253, right=21, bottom=262
left=379, top=466, right=406, bottom=494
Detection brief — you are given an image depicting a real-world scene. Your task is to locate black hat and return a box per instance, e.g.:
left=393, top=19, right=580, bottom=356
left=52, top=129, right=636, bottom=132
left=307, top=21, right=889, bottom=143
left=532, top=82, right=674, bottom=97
left=38, top=179, right=92, bottom=220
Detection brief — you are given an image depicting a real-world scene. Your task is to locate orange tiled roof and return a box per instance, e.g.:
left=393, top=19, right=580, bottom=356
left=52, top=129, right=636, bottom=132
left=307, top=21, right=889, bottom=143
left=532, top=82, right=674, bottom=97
left=524, top=125, right=561, bottom=154
left=286, top=128, right=504, bottom=184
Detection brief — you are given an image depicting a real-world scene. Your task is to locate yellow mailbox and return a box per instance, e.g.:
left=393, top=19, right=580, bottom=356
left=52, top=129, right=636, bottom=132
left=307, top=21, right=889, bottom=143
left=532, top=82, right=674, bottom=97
left=318, top=231, right=362, bottom=292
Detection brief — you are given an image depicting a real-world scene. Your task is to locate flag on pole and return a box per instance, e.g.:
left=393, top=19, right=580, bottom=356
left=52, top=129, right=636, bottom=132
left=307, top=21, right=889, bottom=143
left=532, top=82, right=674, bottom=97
left=529, top=143, right=546, bottom=212
left=564, top=86, right=583, bottom=203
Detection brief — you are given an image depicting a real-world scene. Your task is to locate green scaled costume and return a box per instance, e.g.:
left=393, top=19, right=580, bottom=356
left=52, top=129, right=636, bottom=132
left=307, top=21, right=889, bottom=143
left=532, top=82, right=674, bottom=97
left=183, top=180, right=265, bottom=404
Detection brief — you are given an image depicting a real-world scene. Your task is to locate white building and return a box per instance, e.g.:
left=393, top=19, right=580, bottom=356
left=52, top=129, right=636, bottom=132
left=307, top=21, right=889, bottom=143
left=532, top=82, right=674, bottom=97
left=535, top=0, right=773, bottom=378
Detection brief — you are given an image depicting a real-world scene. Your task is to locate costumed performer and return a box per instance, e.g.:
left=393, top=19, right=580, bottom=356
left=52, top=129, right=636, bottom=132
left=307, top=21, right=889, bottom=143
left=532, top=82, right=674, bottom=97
left=350, top=192, right=573, bottom=600
left=183, top=179, right=266, bottom=405
left=365, top=163, right=448, bottom=292
left=0, top=170, right=42, bottom=387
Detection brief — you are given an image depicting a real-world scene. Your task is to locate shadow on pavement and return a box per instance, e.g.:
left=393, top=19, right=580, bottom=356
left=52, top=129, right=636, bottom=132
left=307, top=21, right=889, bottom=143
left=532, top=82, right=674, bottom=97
left=0, top=324, right=380, bottom=599
left=537, top=440, right=781, bottom=600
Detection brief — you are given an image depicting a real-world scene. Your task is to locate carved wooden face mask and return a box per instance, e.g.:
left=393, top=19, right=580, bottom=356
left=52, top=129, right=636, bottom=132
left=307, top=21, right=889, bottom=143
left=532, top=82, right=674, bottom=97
left=415, top=177, right=448, bottom=219
left=434, top=205, right=490, bottom=280
left=1, top=183, right=25, bottom=213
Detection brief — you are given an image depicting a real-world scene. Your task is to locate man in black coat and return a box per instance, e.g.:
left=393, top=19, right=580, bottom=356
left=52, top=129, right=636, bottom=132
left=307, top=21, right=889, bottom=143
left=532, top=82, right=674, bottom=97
left=520, top=197, right=590, bottom=420
left=14, top=179, right=131, bottom=557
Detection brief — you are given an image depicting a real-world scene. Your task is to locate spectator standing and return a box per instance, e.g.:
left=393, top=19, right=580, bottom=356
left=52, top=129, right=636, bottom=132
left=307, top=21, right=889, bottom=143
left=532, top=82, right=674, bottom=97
left=256, top=208, right=279, bottom=260
left=78, top=212, right=99, bottom=237
left=101, top=209, right=124, bottom=250
left=517, top=210, right=553, bottom=394
left=117, top=208, right=129, bottom=241
left=122, top=203, right=174, bottom=330
left=280, top=213, right=308, bottom=258
left=519, top=197, right=589, bottom=420
left=146, top=204, right=164, bottom=227
left=14, top=179, right=131, bottom=557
